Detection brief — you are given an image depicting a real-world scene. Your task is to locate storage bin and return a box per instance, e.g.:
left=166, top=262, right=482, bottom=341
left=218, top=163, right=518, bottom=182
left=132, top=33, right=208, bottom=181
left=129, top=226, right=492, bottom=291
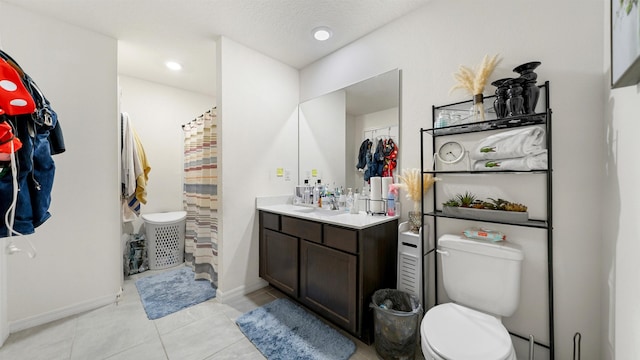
left=142, top=211, right=187, bottom=270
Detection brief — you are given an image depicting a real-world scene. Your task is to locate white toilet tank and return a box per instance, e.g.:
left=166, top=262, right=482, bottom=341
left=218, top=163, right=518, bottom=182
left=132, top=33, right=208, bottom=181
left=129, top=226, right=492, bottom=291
left=438, top=234, right=524, bottom=317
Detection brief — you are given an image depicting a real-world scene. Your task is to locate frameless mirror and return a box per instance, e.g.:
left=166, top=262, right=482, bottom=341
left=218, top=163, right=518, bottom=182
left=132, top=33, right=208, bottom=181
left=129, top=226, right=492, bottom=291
left=298, top=69, right=401, bottom=192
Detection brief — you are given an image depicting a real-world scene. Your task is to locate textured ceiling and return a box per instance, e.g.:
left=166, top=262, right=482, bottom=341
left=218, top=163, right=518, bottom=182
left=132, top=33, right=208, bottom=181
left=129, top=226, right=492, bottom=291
left=2, top=0, right=429, bottom=96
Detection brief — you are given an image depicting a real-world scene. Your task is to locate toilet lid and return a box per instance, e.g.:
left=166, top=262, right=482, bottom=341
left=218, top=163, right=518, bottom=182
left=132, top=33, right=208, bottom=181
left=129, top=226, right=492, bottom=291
left=423, top=303, right=513, bottom=360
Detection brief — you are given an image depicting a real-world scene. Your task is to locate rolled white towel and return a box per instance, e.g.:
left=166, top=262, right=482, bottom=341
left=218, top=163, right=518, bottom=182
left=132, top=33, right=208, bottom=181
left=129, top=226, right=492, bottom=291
left=473, top=150, right=548, bottom=171
left=470, top=127, right=545, bottom=160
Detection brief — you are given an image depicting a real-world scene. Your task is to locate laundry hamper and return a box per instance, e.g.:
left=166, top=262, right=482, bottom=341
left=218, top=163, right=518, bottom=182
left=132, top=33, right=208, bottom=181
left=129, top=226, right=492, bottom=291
left=141, top=211, right=187, bottom=270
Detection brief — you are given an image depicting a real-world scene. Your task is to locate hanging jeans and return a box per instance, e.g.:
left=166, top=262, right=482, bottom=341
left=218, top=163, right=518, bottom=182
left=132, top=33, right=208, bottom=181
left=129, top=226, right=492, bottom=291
left=0, top=115, right=55, bottom=237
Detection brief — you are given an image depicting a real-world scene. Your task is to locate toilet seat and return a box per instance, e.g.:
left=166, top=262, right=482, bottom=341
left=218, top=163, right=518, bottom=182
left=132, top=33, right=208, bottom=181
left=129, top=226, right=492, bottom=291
left=422, top=303, right=514, bottom=360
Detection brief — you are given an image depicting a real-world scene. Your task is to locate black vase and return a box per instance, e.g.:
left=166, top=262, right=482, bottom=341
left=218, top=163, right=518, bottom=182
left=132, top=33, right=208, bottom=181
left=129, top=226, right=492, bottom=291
left=491, top=78, right=512, bottom=119
left=504, top=78, right=526, bottom=117
left=513, top=61, right=541, bottom=114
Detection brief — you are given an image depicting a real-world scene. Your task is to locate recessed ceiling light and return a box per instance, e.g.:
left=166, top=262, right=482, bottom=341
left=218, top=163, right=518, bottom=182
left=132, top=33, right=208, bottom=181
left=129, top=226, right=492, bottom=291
left=165, top=61, right=182, bottom=71
left=312, top=26, right=332, bottom=41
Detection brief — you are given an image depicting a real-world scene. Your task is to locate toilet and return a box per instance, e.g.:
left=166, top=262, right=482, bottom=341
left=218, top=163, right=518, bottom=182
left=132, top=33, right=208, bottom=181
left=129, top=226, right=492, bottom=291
left=421, top=234, right=524, bottom=360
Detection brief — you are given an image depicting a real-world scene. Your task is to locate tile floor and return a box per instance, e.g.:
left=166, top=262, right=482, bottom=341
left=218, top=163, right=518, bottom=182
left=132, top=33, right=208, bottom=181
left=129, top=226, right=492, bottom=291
left=0, top=267, right=424, bottom=360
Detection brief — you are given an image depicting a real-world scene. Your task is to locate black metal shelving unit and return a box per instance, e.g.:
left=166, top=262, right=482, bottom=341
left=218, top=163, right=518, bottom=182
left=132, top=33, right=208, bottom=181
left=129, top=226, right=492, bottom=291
left=420, top=81, right=554, bottom=359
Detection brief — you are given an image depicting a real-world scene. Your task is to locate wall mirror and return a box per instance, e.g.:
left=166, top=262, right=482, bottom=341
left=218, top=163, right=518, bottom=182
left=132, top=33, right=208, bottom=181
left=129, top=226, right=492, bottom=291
left=298, top=69, right=401, bottom=193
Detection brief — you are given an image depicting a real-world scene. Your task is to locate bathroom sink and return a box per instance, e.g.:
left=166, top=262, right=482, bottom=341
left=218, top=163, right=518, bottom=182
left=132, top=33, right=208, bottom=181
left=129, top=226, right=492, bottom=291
left=291, top=206, right=344, bottom=216
left=292, top=206, right=315, bottom=213
left=313, top=208, right=345, bottom=216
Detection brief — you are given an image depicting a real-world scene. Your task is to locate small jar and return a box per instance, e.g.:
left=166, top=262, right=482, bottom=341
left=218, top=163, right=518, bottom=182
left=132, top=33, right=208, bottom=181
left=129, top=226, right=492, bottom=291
left=450, top=113, right=462, bottom=126
left=435, top=111, right=450, bottom=128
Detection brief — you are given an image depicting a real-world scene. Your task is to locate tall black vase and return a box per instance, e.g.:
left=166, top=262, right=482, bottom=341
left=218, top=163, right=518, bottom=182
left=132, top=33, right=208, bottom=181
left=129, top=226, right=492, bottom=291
left=491, top=78, right=512, bottom=119
left=513, top=61, right=541, bottom=114
left=504, top=78, right=526, bottom=117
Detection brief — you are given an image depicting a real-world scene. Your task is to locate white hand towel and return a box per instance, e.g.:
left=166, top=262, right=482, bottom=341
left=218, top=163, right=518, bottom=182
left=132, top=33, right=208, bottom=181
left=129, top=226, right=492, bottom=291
left=473, top=150, right=548, bottom=171
left=470, top=127, right=545, bottom=160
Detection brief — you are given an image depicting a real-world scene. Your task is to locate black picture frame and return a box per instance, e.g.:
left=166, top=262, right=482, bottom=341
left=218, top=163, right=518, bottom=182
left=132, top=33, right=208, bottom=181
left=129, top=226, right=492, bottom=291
left=612, top=0, right=640, bottom=88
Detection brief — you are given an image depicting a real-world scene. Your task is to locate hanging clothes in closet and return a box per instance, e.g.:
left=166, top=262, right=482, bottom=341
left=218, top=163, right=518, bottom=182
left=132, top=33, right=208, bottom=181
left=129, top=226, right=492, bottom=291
left=0, top=49, right=65, bottom=238
left=357, top=136, right=399, bottom=182
left=120, top=112, right=151, bottom=221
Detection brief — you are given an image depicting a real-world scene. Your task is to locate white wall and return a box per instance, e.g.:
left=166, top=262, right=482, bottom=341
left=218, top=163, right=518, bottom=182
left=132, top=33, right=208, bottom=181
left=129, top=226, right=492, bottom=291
left=301, top=1, right=604, bottom=359
left=605, top=2, right=640, bottom=359
left=299, top=90, right=346, bottom=186
left=217, top=37, right=299, bottom=300
left=0, top=2, right=121, bottom=331
left=118, top=75, right=215, bottom=233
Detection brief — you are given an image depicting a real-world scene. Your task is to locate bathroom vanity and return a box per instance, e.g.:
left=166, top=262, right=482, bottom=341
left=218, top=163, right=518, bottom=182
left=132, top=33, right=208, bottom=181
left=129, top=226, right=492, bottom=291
left=257, top=203, right=398, bottom=344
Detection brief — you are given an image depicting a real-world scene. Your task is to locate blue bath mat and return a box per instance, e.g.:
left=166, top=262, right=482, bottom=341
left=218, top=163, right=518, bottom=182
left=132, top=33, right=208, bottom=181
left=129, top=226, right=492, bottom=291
left=236, top=298, right=356, bottom=360
left=135, top=266, right=216, bottom=320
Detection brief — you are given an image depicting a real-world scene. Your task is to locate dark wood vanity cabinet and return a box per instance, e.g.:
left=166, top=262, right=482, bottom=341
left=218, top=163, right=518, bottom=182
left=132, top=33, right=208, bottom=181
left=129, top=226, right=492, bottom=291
left=300, top=240, right=357, bottom=332
left=261, top=229, right=299, bottom=297
left=258, top=210, right=398, bottom=343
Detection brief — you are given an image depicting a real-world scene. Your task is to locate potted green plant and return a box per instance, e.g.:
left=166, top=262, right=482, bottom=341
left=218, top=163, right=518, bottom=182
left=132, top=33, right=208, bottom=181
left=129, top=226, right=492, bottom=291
left=442, top=192, right=528, bottom=222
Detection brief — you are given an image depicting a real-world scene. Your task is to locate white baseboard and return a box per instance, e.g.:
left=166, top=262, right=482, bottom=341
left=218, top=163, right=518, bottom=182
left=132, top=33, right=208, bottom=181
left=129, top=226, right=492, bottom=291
left=216, top=279, right=268, bottom=304
left=9, top=293, right=117, bottom=333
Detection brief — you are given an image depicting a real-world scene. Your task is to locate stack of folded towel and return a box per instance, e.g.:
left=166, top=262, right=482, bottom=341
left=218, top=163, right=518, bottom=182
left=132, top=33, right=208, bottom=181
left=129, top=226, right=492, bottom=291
left=470, top=127, right=547, bottom=171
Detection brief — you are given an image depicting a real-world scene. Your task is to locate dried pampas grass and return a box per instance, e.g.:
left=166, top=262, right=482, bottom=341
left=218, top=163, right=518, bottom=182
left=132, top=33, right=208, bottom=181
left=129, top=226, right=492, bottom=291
left=397, top=168, right=440, bottom=212
left=450, top=54, right=502, bottom=96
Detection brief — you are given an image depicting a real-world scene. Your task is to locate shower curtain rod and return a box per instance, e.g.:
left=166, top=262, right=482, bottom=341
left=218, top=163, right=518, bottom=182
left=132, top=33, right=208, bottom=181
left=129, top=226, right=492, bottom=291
left=181, top=107, right=216, bottom=129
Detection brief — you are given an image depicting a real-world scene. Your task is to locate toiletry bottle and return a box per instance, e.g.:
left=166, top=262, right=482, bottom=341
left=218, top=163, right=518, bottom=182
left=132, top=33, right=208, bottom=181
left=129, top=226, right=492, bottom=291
left=351, top=190, right=360, bottom=214
left=322, top=185, right=331, bottom=209
left=359, top=187, right=369, bottom=213
left=294, top=185, right=301, bottom=205
left=303, top=179, right=311, bottom=204
left=436, top=110, right=450, bottom=128
left=346, top=188, right=355, bottom=213
left=387, top=190, right=395, bottom=216
left=338, top=186, right=346, bottom=209
left=313, top=180, right=320, bottom=207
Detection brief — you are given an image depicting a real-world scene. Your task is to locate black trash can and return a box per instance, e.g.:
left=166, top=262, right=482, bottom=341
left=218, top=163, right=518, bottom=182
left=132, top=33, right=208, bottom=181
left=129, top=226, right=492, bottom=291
left=371, top=289, right=422, bottom=360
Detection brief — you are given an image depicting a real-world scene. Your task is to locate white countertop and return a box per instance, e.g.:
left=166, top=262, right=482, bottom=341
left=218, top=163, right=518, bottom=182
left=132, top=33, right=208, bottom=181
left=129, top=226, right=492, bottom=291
left=256, top=202, right=398, bottom=230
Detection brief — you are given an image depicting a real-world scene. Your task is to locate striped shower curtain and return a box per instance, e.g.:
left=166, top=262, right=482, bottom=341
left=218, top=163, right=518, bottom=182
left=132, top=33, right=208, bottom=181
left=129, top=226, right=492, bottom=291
left=183, top=108, right=218, bottom=286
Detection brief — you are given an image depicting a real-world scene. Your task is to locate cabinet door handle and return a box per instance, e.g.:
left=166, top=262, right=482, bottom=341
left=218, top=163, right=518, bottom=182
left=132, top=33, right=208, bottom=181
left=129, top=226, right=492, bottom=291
left=436, top=249, right=449, bottom=256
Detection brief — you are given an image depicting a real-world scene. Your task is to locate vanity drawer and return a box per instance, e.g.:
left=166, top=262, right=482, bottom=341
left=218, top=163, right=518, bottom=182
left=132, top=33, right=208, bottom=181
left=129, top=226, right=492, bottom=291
left=281, top=216, right=322, bottom=243
left=261, top=212, right=280, bottom=231
left=324, top=225, right=358, bottom=254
